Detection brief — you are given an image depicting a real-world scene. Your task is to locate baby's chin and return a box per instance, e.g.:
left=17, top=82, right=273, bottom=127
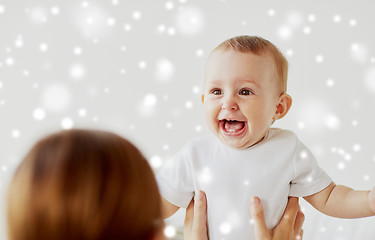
left=218, top=135, right=258, bottom=150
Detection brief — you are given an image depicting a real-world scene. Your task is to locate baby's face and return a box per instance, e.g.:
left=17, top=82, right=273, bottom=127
left=202, top=49, right=281, bottom=149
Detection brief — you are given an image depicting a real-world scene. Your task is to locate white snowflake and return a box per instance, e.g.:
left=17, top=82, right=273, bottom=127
left=326, top=78, right=335, bottom=87
left=50, top=6, right=60, bottom=15
left=42, top=84, right=71, bottom=112
left=150, top=156, right=162, bottom=169
left=138, top=61, right=147, bottom=69
left=308, top=14, right=316, bottom=22
left=164, top=225, right=176, bottom=238
left=165, top=2, right=174, bottom=10
left=349, top=19, right=357, bottom=27
left=337, top=162, right=346, bottom=170
left=132, top=11, right=141, bottom=20
left=61, top=117, right=74, bottom=129
left=220, top=222, right=232, bottom=235
left=156, top=58, right=174, bottom=82
left=176, top=7, right=204, bottom=35
left=195, top=125, right=202, bottom=132
left=350, top=43, right=368, bottom=63
left=5, top=57, right=15, bottom=66
left=39, top=43, right=48, bottom=52
left=196, top=48, right=204, bottom=57
left=33, top=108, right=46, bottom=121
left=315, top=54, right=324, bottom=63
left=78, top=108, right=87, bottom=117
left=11, top=129, right=21, bottom=138
left=124, top=23, right=132, bottom=31
left=73, top=46, right=83, bottom=55
left=364, top=67, right=375, bottom=93
left=70, top=64, right=86, bottom=80
left=324, top=113, right=341, bottom=130
left=277, top=25, right=292, bottom=40
left=185, top=101, right=193, bottom=109
left=139, top=94, right=157, bottom=116
left=267, top=9, right=275, bottom=16
left=333, top=14, right=341, bottom=23
left=15, top=36, right=24, bottom=48
left=107, top=17, right=116, bottom=26
left=28, top=7, right=48, bottom=24
left=352, top=143, right=361, bottom=152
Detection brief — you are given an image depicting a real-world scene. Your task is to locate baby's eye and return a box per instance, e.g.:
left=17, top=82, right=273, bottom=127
left=239, top=89, right=253, bottom=95
left=210, top=89, right=223, bottom=95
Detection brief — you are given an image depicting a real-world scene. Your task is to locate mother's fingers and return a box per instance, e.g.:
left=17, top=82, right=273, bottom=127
left=279, top=197, right=300, bottom=227
left=294, top=209, right=305, bottom=234
left=184, top=197, right=195, bottom=228
left=249, top=196, right=271, bottom=240
left=193, top=190, right=208, bottom=229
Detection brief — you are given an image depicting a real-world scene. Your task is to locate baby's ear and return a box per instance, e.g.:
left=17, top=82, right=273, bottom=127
left=201, top=94, right=205, bottom=104
left=273, top=93, right=292, bottom=121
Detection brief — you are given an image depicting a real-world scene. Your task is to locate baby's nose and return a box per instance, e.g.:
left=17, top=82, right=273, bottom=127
left=222, top=98, right=238, bottom=110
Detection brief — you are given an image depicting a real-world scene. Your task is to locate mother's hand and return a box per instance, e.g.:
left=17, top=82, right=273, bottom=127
left=184, top=191, right=304, bottom=240
left=184, top=190, right=208, bottom=240
left=250, top=196, right=304, bottom=240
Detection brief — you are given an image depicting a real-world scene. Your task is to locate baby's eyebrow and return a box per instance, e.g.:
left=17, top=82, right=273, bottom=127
left=237, top=79, right=260, bottom=89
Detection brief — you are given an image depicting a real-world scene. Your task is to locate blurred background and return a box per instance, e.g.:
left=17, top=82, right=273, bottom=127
left=1, top=0, right=375, bottom=239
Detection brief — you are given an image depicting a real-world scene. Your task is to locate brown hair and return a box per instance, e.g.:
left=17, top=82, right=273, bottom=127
left=213, top=35, right=288, bottom=94
left=7, top=129, right=162, bottom=240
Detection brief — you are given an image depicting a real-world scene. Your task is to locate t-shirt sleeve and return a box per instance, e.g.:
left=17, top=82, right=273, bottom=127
left=156, top=144, right=195, bottom=208
left=289, top=138, right=332, bottom=197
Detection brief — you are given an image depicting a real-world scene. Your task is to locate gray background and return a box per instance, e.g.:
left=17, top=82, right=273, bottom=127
left=1, top=0, right=375, bottom=239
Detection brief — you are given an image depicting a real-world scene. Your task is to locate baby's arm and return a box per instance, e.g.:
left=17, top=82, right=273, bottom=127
left=161, top=197, right=180, bottom=218
left=304, top=182, right=375, bottom=218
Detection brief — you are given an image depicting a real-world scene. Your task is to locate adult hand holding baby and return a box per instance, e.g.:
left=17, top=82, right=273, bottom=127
left=184, top=192, right=305, bottom=240
left=250, top=196, right=304, bottom=240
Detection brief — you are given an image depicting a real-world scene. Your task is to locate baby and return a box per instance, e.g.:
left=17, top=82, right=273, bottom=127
left=157, top=36, right=375, bottom=239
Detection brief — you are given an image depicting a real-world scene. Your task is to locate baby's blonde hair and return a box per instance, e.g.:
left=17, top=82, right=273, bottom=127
left=213, top=35, right=288, bottom=94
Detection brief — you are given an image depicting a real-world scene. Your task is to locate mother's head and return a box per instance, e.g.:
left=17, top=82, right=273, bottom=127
left=7, top=129, right=164, bottom=240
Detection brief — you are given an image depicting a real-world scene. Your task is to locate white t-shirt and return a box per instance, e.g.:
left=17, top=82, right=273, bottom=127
left=157, top=128, right=332, bottom=240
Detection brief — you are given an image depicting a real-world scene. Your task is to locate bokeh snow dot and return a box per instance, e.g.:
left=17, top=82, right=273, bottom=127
left=29, top=7, right=48, bottom=24
left=39, top=43, right=48, bottom=52
left=11, top=129, right=21, bottom=138
left=73, top=47, right=83, bottom=55
left=73, top=3, right=110, bottom=39
left=277, top=25, right=292, bottom=40
left=286, top=11, right=303, bottom=27
left=164, top=225, right=176, bottom=238
left=150, top=156, right=162, bottom=168
left=364, top=67, right=375, bottom=93
left=78, top=108, right=87, bottom=117
left=324, top=113, right=341, bottom=130
left=176, top=7, right=204, bottom=35
left=156, top=58, right=174, bottom=82
left=42, top=84, right=71, bottom=112
left=70, top=64, right=86, bottom=80
left=139, top=94, right=157, bottom=116
left=61, top=117, right=74, bottom=129
left=220, top=222, right=232, bottom=235
left=144, top=94, right=157, bottom=107
left=50, top=6, right=60, bottom=15
left=350, top=43, right=368, bottom=63
left=33, top=108, right=46, bottom=120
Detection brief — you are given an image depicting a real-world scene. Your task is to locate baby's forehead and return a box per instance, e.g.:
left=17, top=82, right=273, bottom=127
left=204, top=49, right=279, bottom=87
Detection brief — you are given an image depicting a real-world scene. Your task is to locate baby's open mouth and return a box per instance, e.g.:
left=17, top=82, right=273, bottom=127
left=219, top=119, right=247, bottom=135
